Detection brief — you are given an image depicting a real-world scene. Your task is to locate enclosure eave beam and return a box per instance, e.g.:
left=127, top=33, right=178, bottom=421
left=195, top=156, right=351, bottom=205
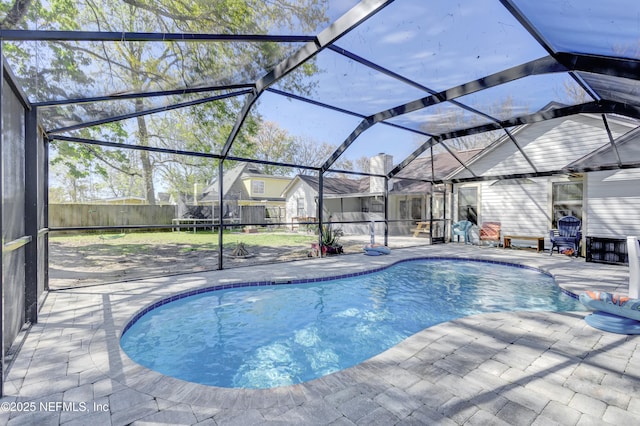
left=441, top=160, right=640, bottom=185
left=0, top=29, right=315, bottom=43
left=33, top=84, right=255, bottom=108
left=555, top=52, right=640, bottom=82
left=46, top=90, right=252, bottom=135
left=367, top=56, right=565, bottom=122
left=437, top=101, right=630, bottom=142
left=49, top=135, right=223, bottom=159
left=48, top=134, right=321, bottom=172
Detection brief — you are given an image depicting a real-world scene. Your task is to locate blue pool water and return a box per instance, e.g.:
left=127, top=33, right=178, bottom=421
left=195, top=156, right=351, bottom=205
left=120, top=259, right=583, bottom=389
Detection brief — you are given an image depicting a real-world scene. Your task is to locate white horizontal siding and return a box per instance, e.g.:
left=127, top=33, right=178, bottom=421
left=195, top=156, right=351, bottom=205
left=452, top=115, right=632, bottom=180
left=459, top=142, right=532, bottom=177
left=477, top=178, right=550, bottom=236
left=587, top=170, right=640, bottom=238
left=521, top=117, right=610, bottom=171
left=478, top=151, right=532, bottom=176
left=284, top=181, right=316, bottom=222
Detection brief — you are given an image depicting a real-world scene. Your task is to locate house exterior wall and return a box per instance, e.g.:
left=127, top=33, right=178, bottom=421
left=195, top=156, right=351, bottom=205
left=454, top=174, right=588, bottom=247
left=453, top=115, right=630, bottom=179
left=522, top=117, right=625, bottom=172
left=388, top=194, right=427, bottom=236
left=449, top=114, right=639, bottom=247
left=586, top=169, right=640, bottom=238
left=241, top=176, right=291, bottom=198
left=470, top=179, right=551, bottom=236
left=324, top=197, right=384, bottom=235
left=333, top=197, right=361, bottom=213
left=284, top=180, right=317, bottom=221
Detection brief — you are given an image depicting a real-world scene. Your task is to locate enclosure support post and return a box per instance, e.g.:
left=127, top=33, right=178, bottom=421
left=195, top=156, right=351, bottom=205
left=384, top=176, right=389, bottom=246
left=429, top=146, right=434, bottom=244
left=0, top=46, right=4, bottom=398
left=318, top=171, right=324, bottom=257
left=24, top=108, right=38, bottom=324
left=44, top=136, right=49, bottom=291
left=218, top=161, right=224, bottom=270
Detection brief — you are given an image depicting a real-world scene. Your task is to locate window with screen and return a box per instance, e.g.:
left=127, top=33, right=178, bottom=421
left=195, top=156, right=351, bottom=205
left=251, top=180, right=265, bottom=195
left=457, top=187, right=478, bottom=224
left=552, top=181, right=583, bottom=228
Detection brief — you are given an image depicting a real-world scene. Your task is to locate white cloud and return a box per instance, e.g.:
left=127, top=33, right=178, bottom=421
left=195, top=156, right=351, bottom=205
left=381, top=30, right=418, bottom=45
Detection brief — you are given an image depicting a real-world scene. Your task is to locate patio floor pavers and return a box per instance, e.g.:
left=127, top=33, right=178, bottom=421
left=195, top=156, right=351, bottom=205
left=1, top=245, right=639, bottom=425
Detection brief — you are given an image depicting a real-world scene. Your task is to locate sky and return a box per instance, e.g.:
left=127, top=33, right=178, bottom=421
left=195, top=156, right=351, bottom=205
left=254, top=0, right=571, bottom=168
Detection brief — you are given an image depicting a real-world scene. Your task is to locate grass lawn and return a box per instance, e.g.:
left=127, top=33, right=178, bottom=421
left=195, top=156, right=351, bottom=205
left=48, top=230, right=323, bottom=287
left=49, top=230, right=318, bottom=252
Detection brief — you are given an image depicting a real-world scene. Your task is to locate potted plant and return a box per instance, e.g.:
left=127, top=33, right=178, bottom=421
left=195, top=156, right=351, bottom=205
left=321, top=224, right=343, bottom=255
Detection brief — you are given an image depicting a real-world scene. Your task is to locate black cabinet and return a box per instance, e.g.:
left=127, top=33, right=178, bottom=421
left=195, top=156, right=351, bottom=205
left=586, top=236, right=628, bottom=265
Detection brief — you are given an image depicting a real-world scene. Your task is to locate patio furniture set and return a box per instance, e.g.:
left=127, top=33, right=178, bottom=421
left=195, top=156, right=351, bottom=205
left=450, top=216, right=582, bottom=255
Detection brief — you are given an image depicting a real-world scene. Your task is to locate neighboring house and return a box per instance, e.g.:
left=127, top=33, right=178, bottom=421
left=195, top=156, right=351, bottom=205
left=447, top=109, right=640, bottom=257
left=198, top=163, right=292, bottom=224
left=156, top=192, right=174, bottom=206
left=282, top=151, right=480, bottom=237
left=281, top=173, right=376, bottom=233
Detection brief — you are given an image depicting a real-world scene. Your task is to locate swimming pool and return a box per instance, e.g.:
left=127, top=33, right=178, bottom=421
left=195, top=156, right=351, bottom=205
left=120, top=258, right=583, bottom=389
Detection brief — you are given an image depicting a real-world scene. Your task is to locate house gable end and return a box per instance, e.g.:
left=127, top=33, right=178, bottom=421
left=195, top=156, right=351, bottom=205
left=449, top=114, right=633, bottom=179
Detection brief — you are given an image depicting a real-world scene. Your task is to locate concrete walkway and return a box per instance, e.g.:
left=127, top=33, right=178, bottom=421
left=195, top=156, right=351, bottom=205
left=1, top=245, right=639, bottom=425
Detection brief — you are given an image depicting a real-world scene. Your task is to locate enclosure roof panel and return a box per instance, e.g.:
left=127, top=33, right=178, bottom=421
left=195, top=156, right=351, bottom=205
left=334, top=0, right=549, bottom=92
left=2, top=0, right=640, bottom=183
left=508, top=0, right=640, bottom=59
left=2, top=39, right=304, bottom=105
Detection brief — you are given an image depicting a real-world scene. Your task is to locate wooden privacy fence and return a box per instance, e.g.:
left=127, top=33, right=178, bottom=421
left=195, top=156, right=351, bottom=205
left=242, top=205, right=266, bottom=224
left=49, top=204, right=285, bottom=228
left=49, top=204, right=177, bottom=227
